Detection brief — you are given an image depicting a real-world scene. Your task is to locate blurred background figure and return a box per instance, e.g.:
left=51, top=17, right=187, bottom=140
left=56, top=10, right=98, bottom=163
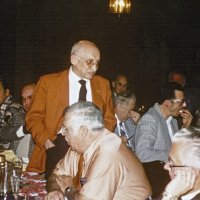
left=14, top=83, right=36, bottom=164
left=114, top=91, right=140, bottom=152
left=0, top=78, right=25, bottom=150
left=162, top=127, right=200, bottom=200
left=111, top=74, right=128, bottom=101
left=21, top=83, right=36, bottom=112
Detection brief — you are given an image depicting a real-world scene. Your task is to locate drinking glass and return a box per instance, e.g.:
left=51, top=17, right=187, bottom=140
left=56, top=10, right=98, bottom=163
left=10, top=175, right=20, bottom=199
left=13, top=157, right=23, bottom=177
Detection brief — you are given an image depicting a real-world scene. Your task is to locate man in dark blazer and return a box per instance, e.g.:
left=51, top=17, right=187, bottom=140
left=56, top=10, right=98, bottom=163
left=26, top=40, right=116, bottom=175
left=114, top=91, right=140, bottom=152
left=161, top=127, right=200, bottom=200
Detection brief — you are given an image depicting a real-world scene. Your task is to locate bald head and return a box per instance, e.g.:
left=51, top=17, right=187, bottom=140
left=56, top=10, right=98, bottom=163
left=21, top=83, right=36, bottom=111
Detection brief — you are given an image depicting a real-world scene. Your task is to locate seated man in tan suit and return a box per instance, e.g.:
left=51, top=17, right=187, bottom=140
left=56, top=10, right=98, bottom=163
left=45, top=101, right=152, bottom=200
left=26, top=40, right=116, bottom=177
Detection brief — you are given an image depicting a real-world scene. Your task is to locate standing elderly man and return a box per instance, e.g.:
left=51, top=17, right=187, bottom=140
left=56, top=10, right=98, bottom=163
left=26, top=40, right=116, bottom=176
left=114, top=90, right=140, bottom=151
left=45, top=101, right=152, bottom=200
left=162, top=127, right=200, bottom=200
left=135, top=82, right=193, bottom=198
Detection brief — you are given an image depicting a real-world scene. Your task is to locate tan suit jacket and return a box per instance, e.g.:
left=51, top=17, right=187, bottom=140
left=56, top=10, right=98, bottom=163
left=26, top=69, right=116, bottom=173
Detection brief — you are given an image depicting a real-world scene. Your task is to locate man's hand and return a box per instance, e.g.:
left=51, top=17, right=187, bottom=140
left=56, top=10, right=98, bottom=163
left=120, top=136, right=128, bottom=144
left=129, top=111, right=140, bottom=124
left=164, top=168, right=197, bottom=199
left=56, top=175, right=74, bottom=193
left=45, top=190, right=65, bottom=200
left=44, top=139, right=55, bottom=150
left=180, top=109, right=193, bottom=128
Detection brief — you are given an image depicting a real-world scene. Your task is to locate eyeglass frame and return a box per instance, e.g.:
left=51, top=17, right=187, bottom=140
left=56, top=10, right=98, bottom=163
left=170, top=98, right=185, bottom=106
left=166, top=159, right=190, bottom=170
left=73, top=54, right=100, bottom=69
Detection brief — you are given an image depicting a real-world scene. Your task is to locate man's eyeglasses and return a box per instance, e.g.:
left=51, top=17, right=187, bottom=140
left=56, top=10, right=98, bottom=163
left=169, top=165, right=189, bottom=170
left=74, top=54, right=100, bottom=69
left=171, top=99, right=185, bottom=106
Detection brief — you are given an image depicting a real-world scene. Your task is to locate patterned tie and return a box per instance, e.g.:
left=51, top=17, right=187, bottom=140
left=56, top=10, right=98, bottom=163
left=119, top=122, right=126, bottom=136
left=74, top=154, right=84, bottom=188
left=78, top=80, right=87, bottom=101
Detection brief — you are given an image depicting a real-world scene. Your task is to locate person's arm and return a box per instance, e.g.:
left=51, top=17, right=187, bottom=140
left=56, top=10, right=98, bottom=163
left=46, top=158, right=74, bottom=200
left=0, top=105, right=25, bottom=143
left=103, top=80, right=116, bottom=132
left=135, top=114, right=168, bottom=162
left=25, top=76, right=54, bottom=148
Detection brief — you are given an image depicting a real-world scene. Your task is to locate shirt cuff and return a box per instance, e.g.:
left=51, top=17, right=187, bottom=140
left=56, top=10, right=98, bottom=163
left=16, top=125, right=25, bottom=137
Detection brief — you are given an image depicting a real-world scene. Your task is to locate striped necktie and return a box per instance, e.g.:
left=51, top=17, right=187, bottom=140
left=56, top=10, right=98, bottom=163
left=119, top=122, right=126, bottom=136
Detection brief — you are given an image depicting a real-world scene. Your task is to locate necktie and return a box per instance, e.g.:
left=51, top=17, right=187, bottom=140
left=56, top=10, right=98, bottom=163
left=74, top=154, right=84, bottom=188
left=78, top=80, right=87, bottom=101
left=119, top=122, right=126, bottom=137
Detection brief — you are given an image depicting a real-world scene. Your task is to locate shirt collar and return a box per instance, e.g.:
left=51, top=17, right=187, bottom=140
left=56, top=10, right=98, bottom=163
left=166, top=116, right=173, bottom=123
left=69, top=66, right=89, bottom=83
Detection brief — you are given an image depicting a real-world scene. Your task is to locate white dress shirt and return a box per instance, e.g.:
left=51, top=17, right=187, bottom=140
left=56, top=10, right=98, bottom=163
left=69, top=67, right=92, bottom=105
left=166, top=116, right=173, bottom=141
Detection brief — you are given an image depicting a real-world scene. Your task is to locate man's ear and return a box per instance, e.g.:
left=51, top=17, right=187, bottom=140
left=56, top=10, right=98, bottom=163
left=165, top=99, right=171, bottom=107
left=5, top=89, right=10, bottom=97
left=71, top=54, right=78, bottom=65
left=80, top=126, right=88, bottom=137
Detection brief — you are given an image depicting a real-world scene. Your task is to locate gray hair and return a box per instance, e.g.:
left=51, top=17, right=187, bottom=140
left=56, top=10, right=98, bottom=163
left=63, top=101, right=104, bottom=132
left=114, top=90, right=136, bottom=106
left=172, top=126, right=200, bottom=168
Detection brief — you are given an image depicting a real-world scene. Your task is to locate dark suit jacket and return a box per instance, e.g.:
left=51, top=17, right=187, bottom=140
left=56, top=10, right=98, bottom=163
left=26, top=69, right=116, bottom=173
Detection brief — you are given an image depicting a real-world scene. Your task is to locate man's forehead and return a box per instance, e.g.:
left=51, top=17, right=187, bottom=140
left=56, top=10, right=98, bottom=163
left=116, top=76, right=127, bottom=83
left=174, top=90, right=184, bottom=99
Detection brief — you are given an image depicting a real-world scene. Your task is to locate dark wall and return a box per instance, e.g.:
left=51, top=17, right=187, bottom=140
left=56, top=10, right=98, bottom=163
left=1, top=0, right=200, bottom=108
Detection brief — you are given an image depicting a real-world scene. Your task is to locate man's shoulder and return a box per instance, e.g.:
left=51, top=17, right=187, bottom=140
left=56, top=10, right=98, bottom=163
left=142, top=104, right=162, bottom=120
left=10, top=102, right=24, bottom=111
left=92, top=75, right=109, bottom=83
left=40, top=69, right=68, bottom=81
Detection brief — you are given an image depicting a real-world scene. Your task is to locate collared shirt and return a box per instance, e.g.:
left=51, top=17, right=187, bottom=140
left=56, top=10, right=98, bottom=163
left=166, top=116, right=173, bottom=140
left=182, top=189, right=200, bottom=200
left=54, top=129, right=151, bottom=200
left=69, top=67, right=92, bottom=105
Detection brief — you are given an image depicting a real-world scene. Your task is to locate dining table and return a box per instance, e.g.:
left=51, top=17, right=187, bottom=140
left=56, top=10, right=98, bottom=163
left=0, top=149, right=47, bottom=200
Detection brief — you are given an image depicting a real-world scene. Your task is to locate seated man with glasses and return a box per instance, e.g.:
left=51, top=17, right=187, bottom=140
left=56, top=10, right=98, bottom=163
left=25, top=40, right=116, bottom=178
left=46, top=101, right=152, bottom=200
left=135, top=82, right=193, bottom=198
left=162, top=126, right=200, bottom=200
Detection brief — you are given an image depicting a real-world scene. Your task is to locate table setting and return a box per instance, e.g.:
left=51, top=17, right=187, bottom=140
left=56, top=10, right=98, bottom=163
left=0, top=150, right=47, bottom=200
